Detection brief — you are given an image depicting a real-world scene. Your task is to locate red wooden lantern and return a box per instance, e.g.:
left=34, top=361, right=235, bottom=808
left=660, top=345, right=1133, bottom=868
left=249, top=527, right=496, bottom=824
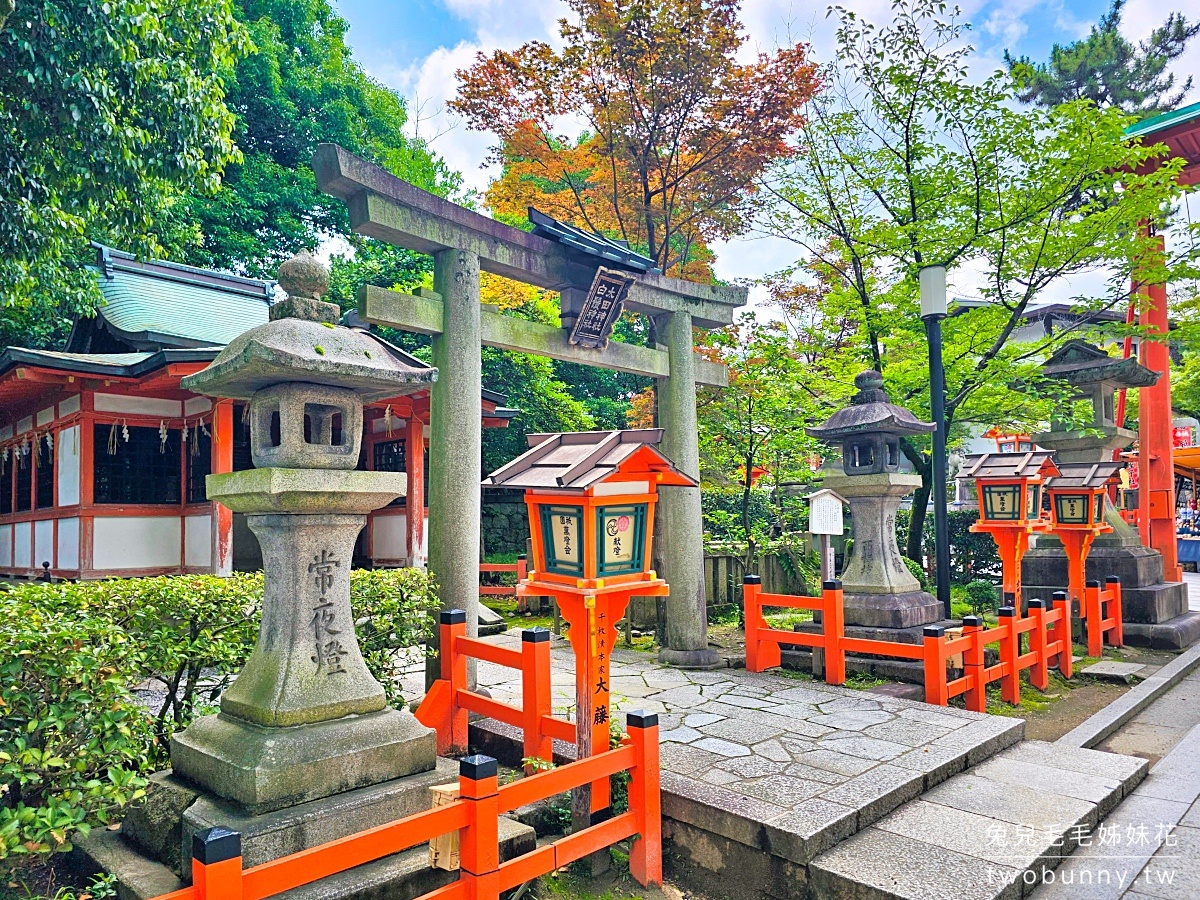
left=957, top=451, right=1060, bottom=602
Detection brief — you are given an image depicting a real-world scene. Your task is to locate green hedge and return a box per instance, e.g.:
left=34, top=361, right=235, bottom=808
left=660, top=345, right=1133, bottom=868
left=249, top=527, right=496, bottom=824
left=0, top=570, right=438, bottom=861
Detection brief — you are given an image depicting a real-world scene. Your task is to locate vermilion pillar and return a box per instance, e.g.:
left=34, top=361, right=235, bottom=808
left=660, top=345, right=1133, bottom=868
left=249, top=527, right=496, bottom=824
left=405, top=413, right=426, bottom=568
left=1137, top=233, right=1182, bottom=582
left=211, top=400, right=234, bottom=576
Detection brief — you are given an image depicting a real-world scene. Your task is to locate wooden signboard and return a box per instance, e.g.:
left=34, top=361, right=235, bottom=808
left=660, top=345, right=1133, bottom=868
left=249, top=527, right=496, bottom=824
left=569, top=267, right=636, bottom=350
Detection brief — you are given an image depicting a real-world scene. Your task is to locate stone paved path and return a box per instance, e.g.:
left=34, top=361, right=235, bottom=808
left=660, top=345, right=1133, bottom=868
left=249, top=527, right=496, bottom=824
left=1035, top=669, right=1200, bottom=900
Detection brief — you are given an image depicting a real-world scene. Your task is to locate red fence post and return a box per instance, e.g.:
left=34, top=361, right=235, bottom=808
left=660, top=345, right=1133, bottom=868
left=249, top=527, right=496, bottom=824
left=997, top=606, right=1020, bottom=705
left=1028, top=599, right=1049, bottom=691
left=521, top=627, right=553, bottom=769
left=1051, top=591, right=1073, bottom=679
left=191, top=827, right=242, bottom=900
left=459, top=755, right=501, bottom=900
left=1084, top=580, right=1103, bottom=658
left=626, top=711, right=662, bottom=887
left=443, top=609, right=469, bottom=754
left=823, top=580, right=846, bottom=686
left=962, top=616, right=985, bottom=713
left=923, top=625, right=949, bottom=706
left=742, top=575, right=776, bottom=672
left=1107, top=575, right=1124, bottom=647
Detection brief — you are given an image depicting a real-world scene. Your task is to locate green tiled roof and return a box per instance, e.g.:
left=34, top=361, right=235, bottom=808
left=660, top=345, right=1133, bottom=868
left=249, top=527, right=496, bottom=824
left=1125, top=100, right=1200, bottom=139
left=95, top=265, right=272, bottom=347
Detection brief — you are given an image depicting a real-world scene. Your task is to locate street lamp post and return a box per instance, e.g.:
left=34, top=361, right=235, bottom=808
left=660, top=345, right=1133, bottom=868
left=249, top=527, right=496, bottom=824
left=920, top=265, right=952, bottom=619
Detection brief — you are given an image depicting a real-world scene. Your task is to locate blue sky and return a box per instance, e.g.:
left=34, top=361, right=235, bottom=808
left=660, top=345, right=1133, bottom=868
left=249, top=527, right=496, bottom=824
left=331, top=0, right=1200, bottom=300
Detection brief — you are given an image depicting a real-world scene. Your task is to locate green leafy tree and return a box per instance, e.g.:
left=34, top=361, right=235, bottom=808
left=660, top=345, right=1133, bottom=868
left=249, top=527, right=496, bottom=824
left=0, top=0, right=249, bottom=349
left=1004, top=0, right=1200, bottom=117
left=697, top=313, right=842, bottom=565
left=166, top=0, right=459, bottom=279
left=758, top=0, right=1196, bottom=563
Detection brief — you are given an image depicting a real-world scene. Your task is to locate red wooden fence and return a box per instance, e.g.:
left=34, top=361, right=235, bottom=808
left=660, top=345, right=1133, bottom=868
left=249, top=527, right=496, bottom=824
left=743, top=575, right=1091, bottom=713
left=151, top=713, right=661, bottom=900
left=416, top=611, right=575, bottom=762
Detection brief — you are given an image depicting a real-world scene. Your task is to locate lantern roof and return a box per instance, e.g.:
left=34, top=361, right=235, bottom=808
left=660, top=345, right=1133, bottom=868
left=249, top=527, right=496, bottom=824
left=483, top=429, right=697, bottom=491
left=1044, top=460, right=1125, bottom=490
left=1040, top=340, right=1159, bottom=389
left=957, top=451, right=1060, bottom=481
left=181, top=253, right=437, bottom=402
left=806, top=370, right=935, bottom=442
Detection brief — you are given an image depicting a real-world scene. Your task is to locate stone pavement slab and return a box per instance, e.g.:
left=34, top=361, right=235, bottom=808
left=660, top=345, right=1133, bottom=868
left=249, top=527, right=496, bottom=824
left=811, top=741, right=1146, bottom=900
left=1084, top=661, right=1148, bottom=683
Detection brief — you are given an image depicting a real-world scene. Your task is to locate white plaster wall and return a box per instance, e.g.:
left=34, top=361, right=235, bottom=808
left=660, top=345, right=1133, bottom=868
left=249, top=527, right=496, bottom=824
left=57, top=517, right=79, bottom=570
left=373, top=514, right=407, bottom=559
left=57, top=424, right=80, bottom=506
left=0, top=524, right=11, bottom=566
left=184, top=397, right=212, bottom=416
left=93, top=516, right=181, bottom=569
left=13, top=521, right=31, bottom=568
left=58, top=395, right=81, bottom=417
left=16, top=416, right=32, bottom=435
left=33, top=520, right=53, bottom=568
left=36, top=406, right=55, bottom=427
left=185, top=515, right=212, bottom=568
left=94, top=393, right=182, bottom=417
left=0, top=425, right=11, bottom=441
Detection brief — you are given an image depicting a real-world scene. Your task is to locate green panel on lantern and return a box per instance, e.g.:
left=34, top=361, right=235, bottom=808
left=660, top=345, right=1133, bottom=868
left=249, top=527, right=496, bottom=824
left=1094, top=493, right=1105, bottom=523
left=1055, top=493, right=1091, bottom=525
left=1027, top=483, right=1042, bottom=519
left=983, top=484, right=1023, bottom=521
left=595, top=503, right=647, bottom=576
left=540, top=505, right=585, bottom=576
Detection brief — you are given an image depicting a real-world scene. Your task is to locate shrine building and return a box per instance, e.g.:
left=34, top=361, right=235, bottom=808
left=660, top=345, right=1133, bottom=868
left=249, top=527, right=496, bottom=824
left=0, top=245, right=513, bottom=580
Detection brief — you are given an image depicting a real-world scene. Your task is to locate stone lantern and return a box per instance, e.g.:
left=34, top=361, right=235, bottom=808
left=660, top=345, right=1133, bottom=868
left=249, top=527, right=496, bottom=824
left=171, top=252, right=439, bottom=814
left=1022, top=340, right=1192, bottom=641
left=807, top=371, right=942, bottom=630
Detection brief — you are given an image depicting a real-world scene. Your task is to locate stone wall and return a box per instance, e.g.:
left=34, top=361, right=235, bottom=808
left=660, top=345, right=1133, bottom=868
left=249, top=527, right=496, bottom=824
left=481, top=490, right=529, bottom=557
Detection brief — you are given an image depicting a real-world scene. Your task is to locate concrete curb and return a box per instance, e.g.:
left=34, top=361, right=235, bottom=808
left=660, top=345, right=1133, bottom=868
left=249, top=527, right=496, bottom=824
left=1057, top=641, right=1200, bottom=749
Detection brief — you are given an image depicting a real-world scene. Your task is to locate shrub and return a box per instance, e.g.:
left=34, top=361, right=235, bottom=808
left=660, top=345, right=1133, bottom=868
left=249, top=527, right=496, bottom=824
left=0, top=569, right=438, bottom=861
left=964, top=579, right=1000, bottom=617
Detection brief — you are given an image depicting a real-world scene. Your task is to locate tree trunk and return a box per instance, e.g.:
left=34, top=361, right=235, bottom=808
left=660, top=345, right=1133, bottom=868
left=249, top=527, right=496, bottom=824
left=741, top=454, right=755, bottom=570
left=900, top=439, right=933, bottom=564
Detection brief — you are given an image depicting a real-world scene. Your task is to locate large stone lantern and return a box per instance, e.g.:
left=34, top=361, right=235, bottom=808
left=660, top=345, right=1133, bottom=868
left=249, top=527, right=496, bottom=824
left=807, top=371, right=942, bottom=629
left=171, top=253, right=439, bottom=814
left=1022, top=339, right=1193, bottom=645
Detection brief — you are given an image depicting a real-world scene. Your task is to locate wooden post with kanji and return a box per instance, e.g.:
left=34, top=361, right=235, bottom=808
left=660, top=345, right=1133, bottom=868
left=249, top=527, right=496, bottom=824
left=482, top=429, right=695, bottom=865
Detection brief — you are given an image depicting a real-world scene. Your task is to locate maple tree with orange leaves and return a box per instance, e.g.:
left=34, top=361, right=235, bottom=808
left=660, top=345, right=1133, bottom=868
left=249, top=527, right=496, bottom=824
left=451, top=0, right=820, bottom=278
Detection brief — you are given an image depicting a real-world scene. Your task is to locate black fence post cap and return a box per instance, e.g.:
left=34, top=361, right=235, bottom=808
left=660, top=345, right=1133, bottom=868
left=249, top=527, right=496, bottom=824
left=441, top=608, right=467, bottom=625
left=1106, top=575, right=1121, bottom=584
left=626, top=710, right=658, bottom=729
left=1052, top=591, right=1068, bottom=601
left=522, top=626, right=551, bottom=643
left=743, top=574, right=762, bottom=585
left=459, top=755, right=498, bottom=780
left=192, top=826, right=240, bottom=865
left=1027, top=598, right=1046, bottom=609
left=823, top=580, right=843, bottom=591
left=924, top=625, right=946, bottom=638
left=998, top=606, right=1016, bottom=618
left=962, top=615, right=983, bottom=627
left=1086, top=580, right=1101, bottom=589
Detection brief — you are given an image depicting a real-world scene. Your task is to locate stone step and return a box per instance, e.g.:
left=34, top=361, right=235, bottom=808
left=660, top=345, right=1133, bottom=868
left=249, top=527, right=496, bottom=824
left=807, top=741, right=1148, bottom=900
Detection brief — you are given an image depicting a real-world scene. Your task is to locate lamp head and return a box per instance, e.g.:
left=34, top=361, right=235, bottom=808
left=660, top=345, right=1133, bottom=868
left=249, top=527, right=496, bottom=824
left=919, top=265, right=947, bottom=319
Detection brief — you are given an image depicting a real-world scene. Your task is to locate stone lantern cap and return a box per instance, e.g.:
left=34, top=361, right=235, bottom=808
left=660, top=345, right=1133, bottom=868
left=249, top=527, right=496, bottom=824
left=1044, top=460, right=1125, bottom=489
left=806, top=370, right=935, bottom=441
left=1040, top=340, right=1159, bottom=389
left=181, top=252, right=436, bottom=402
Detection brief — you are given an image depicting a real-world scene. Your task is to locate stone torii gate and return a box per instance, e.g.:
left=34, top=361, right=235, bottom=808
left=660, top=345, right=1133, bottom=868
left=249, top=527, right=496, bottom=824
left=314, top=143, right=746, bottom=670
